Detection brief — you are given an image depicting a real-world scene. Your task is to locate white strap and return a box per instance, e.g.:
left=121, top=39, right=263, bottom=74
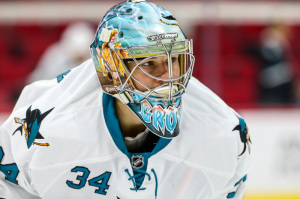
left=99, top=28, right=112, bottom=42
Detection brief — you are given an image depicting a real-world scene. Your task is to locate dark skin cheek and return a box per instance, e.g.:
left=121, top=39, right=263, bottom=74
left=133, top=75, right=152, bottom=91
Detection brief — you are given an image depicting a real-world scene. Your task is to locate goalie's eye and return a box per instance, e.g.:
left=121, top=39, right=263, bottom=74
left=171, top=56, right=178, bottom=63
left=141, top=60, right=155, bottom=68
left=140, top=56, right=178, bottom=72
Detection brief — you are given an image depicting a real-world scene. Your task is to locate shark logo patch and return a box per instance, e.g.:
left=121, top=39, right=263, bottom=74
left=233, top=116, right=252, bottom=156
left=13, top=106, right=54, bottom=148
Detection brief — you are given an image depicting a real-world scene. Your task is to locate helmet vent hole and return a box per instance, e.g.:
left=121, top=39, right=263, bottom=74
left=119, top=31, right=124, bottom=38
left=138, top=16, right=143, bottom=20
left=126, top=8, right=132, bottom=13
left=115, top=5, right=122, bottom=11
left=161, top=14, right=176, bottom=20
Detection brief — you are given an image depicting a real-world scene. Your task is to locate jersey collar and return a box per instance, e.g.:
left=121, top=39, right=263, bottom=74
left=102, top=93, right=172, bottom=158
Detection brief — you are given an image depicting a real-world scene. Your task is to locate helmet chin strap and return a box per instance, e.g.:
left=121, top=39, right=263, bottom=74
left=115, top=91, right=134, bottom=104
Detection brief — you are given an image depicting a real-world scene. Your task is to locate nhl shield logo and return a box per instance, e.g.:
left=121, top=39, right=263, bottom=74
left=131, top=155, right=144, bottom=169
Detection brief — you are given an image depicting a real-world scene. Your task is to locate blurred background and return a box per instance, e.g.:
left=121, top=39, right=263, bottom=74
left=1, top=0, right=300, bottom=198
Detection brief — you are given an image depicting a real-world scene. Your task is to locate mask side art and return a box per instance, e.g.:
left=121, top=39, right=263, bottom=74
left=95, top=29, right=129, bottom=88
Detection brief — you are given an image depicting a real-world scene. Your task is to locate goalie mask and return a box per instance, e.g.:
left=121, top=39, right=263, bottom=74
left=90, top=0, right=195, bottom=138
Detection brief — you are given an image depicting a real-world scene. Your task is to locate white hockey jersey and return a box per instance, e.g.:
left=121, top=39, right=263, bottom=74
left=0, top=59, right=252, bottom=199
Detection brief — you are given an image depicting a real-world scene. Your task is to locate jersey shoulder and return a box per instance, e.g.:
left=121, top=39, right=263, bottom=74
left=8, top=59, right=103, bottom=139
left=1, top=60, right=118, bottom=170
left=179, top=77, right=252, bottom=165
left=13, top=59, right=100, bottom=114
left=184, top=77, right=238, bottom=124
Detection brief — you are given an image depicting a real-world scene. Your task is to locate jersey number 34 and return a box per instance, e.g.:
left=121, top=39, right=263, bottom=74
left=0, top=146, right=20, bottom=185
left=66, top=166, right=111, bottom=195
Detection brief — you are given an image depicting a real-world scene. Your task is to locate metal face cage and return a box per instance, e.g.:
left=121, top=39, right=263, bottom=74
left=90, top=38, right=195, bottom=105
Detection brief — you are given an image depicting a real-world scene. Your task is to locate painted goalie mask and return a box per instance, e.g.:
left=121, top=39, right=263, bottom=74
left=90, top=0, right=195, bottom=138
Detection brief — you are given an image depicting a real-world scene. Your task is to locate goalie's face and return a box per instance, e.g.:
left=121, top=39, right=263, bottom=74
left=125, top=55, right=180, bottom=92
